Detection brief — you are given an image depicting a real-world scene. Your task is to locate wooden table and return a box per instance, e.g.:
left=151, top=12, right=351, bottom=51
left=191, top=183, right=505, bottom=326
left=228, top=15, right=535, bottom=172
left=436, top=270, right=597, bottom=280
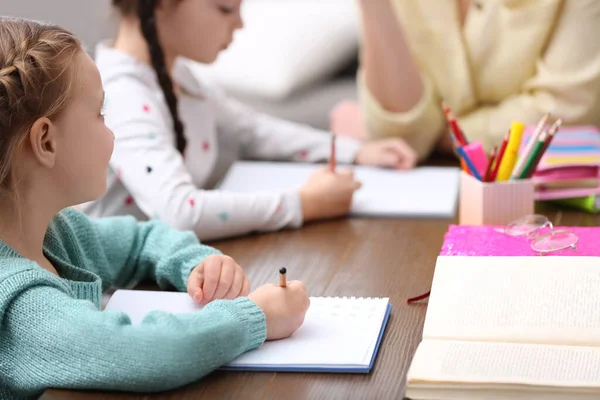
left=42, top=178, right=600, bottom=400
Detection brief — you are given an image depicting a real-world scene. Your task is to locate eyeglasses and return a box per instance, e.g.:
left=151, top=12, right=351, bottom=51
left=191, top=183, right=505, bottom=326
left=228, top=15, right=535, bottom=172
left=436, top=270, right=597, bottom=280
left=494, top=214, right=578, bottom=255
left=407, top=214, right=578, bottom=305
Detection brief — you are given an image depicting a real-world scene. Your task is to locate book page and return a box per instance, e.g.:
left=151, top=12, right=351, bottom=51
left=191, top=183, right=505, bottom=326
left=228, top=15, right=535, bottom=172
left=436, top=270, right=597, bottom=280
left=423, top=256, right=600, bottom=345
left=408, top=339, right=600, bottom=388
left=217, top=161, right=460, bottom=218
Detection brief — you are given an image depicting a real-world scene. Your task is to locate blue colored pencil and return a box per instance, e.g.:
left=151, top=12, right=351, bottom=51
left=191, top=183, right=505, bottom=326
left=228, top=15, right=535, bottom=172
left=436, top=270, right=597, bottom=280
left=456, top=146, right=482, bottom=181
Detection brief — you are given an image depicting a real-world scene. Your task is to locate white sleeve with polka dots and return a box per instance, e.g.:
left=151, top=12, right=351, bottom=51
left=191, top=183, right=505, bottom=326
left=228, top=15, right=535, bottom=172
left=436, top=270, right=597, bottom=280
left=99, top=83, right=303, bottom=241
left=210, top=85, right=363, bottom=163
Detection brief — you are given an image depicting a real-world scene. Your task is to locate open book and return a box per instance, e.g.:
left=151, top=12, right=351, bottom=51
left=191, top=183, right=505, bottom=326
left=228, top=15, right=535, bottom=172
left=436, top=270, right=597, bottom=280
left=217, top=161, right=460, bottom=218
left=405, top=256, right=600, bottom=400
left=105, top=290, right=391, bottom=373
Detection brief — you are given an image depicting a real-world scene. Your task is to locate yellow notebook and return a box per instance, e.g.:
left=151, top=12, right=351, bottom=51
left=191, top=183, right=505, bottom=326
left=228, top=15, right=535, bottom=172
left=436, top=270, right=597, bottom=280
left=406, top=256, right=600, bottom=400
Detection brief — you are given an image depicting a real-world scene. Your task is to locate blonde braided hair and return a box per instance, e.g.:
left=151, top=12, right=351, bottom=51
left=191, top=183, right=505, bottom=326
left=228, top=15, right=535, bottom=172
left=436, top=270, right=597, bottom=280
left=0, top=17, right=81, bottom=192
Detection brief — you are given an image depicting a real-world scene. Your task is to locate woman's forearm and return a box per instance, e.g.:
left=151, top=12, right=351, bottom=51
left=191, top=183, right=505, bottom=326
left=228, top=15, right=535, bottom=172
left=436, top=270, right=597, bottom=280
left=359, top=0, right=424, bottom=113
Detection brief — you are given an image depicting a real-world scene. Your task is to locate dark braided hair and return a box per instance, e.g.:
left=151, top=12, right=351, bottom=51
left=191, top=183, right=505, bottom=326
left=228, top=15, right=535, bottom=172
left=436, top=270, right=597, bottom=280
left=114, top=0, right=186, bottom=153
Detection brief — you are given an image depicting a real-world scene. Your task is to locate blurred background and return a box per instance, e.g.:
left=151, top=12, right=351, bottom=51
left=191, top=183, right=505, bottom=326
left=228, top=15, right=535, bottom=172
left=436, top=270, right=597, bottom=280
left=2, top=0, right=360, bottom=130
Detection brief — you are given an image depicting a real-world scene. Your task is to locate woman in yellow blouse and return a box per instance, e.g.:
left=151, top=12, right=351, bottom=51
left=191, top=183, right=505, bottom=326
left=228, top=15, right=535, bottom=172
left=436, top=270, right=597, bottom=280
left=331, top=0, right=600, bottom=160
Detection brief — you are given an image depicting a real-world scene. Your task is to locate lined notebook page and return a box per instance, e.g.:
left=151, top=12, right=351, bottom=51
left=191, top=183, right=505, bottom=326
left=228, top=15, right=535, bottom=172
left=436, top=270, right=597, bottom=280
left=408, top=339, right=600, bottom=387
left=423, top=256, right=600, bottom=346
left=105, top=291, right=389, bottom=370
left=217, top=161, right=460, bottom=218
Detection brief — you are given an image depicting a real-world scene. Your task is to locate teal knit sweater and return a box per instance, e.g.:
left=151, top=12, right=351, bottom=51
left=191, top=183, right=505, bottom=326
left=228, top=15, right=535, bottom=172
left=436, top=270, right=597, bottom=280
left=0, top=208, right=266, bottom=399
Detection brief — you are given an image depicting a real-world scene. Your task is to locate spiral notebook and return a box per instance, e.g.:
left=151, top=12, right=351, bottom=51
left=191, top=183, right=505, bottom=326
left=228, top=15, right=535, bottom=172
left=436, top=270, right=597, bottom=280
left=217, top=161, right=460, bottom=218
left=104, top=290, right=392, bottom=373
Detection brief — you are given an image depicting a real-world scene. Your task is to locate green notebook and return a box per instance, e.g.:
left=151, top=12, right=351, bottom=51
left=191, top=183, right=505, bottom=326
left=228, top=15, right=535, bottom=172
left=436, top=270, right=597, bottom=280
left=552, top=195, right=600, bottom=213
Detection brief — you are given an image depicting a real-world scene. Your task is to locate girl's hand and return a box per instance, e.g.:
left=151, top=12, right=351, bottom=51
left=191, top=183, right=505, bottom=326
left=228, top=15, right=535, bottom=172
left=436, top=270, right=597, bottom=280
left=187, top=255, right=250, bottom=305
left=248, top=281, right=310, bottom=340
left=355, top=138, right=418, bottom=169
left=299, top=167, right=362, bottom=222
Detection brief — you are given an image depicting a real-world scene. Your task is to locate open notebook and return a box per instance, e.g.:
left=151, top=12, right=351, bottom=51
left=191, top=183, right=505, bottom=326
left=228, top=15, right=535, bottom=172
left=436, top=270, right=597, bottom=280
left=217, top=161, right=460, bottom=218
left=406, top=256, right=600, bottom=400
left=105, top=290, right=391, bottom=373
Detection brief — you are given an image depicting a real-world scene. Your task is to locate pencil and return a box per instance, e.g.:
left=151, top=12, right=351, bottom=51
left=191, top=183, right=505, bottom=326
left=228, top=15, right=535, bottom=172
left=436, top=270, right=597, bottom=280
left=518, top=131, right=547, bottom=180
left=511, top=113, right=550, bottom=179
left=330, top=133, right=336, bottom=172
left=490, top=131, right=510, bottom=182
left=496, top=121, right=525, bottom=181
left=482, top=146, right=497, bottom=182
left=456, top=146, right=482, bottom=181
left=279, top=267, right=287, bottom=288
left=442, top=101, right=468, bottom=146
left=525, top=119, right=562, bottom=179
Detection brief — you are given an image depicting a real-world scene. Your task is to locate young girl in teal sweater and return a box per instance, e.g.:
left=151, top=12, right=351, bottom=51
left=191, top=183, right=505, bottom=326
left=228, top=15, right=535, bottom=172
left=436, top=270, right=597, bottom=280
left=0, top=17, right=309, bottom=399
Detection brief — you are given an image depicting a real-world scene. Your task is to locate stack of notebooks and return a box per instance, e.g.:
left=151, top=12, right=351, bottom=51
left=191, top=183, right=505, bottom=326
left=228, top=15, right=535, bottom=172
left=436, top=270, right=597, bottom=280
left=405, top=256, right=600, bottom=399
left=519, top=126, right=600, bottom=211
left=105, top=290, right=391, bottom=373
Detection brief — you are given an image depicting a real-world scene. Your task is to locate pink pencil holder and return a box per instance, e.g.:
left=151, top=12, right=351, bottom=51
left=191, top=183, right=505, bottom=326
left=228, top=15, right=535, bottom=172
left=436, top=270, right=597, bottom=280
left=459, top=171, right=535, bottom=225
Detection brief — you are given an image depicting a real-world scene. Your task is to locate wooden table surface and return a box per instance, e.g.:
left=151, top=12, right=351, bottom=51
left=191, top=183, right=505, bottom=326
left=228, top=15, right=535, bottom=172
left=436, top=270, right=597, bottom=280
left=42, top=161, right=600, bottom=400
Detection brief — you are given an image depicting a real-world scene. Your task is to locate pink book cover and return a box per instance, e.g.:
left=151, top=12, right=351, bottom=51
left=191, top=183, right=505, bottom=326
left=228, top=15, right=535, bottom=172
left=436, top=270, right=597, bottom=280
left=440, top=225, right=600, bottom=256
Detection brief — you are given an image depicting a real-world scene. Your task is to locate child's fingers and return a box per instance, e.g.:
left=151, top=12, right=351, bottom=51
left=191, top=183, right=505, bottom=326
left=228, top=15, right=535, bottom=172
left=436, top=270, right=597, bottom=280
left=337, top=168, right=355, bottom=179
left=387, top=141, right=418, bottom=169
left=223, top=266, right=245, bottom=299
left=241, top=275, right=251, bottom=297
left=201, top=258, right=222, bottom=303
left=212, top=259, right=235, bottom=300
left=187, top=265, right=205, bottom=303
left=379, top=152, right=402, bottom=168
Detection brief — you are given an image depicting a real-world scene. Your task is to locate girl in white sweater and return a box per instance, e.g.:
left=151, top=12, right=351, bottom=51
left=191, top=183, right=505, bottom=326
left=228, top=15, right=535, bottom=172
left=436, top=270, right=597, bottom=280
left=83, top=0, right=419, bottom=240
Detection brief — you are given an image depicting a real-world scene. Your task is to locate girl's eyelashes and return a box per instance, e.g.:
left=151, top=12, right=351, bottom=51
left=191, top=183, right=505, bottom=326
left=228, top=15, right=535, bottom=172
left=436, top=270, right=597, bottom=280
left=217, top=1, right=237, bottom=14
left=218, top=6, right=234, bottom=14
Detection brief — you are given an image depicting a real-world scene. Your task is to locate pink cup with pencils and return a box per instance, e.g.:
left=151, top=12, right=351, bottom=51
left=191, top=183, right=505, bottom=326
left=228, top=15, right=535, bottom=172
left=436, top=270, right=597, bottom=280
left=443, top=103, right=561, bottom=225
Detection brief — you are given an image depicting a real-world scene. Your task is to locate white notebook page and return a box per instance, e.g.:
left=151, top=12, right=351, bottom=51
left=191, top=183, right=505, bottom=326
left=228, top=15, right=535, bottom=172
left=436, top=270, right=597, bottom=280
left=217, top=161, right=460, bottom=218
left=105, top=290, right=389, bottom=368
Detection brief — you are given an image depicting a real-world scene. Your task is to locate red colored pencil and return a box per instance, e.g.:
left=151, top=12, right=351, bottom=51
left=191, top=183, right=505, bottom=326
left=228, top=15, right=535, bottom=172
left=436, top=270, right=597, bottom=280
left=482, top=146, right=497, bottom=182
left=490, top=131, right=510, bottom=182
left=442, top=101, right=468, bottom=146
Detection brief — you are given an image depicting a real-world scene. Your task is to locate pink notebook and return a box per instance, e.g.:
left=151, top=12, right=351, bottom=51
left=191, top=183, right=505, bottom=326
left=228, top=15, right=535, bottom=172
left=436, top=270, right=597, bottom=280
left=440, top=225, right=600, bottom=256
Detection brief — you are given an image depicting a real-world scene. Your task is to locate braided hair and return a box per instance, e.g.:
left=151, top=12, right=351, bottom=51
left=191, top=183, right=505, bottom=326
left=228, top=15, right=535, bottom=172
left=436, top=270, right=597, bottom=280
left=0, top=18, right=81, bottom=192
left=115, top=0, right=187, bottom=154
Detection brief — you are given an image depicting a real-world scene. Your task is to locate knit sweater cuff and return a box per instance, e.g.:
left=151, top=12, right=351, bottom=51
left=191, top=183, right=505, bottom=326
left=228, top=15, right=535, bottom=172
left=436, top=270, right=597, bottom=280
left=207, top=297, right=267, bottom=352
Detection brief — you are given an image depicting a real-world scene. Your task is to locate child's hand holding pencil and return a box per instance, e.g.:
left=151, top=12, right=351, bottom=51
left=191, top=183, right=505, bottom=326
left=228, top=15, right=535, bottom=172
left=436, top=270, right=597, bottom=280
left=299, top=167, right=361, bottom=222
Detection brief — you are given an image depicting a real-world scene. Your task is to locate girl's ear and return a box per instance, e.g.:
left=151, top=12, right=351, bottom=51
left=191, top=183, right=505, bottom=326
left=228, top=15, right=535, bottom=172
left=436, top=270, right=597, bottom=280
left=28, top=117, right=57, bottom=169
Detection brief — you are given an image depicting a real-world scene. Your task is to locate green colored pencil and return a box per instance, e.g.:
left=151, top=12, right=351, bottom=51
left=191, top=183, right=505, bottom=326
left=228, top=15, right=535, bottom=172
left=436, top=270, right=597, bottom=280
left=517, top=133, right=546, bottom=180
